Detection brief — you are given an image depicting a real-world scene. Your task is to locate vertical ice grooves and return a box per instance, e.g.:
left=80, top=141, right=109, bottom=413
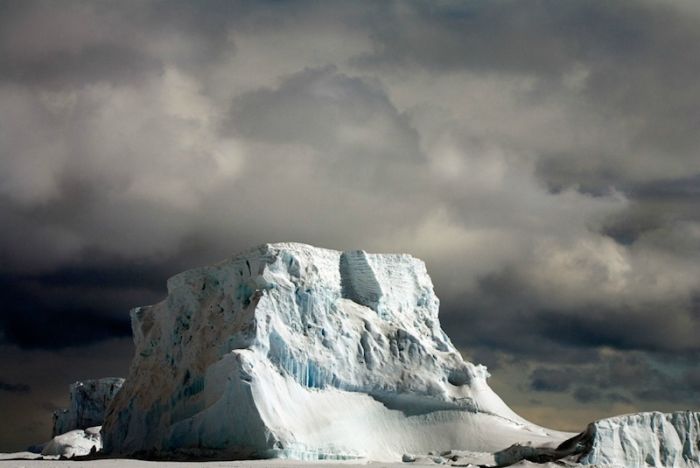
left=339, top=250, right=383, bottom=313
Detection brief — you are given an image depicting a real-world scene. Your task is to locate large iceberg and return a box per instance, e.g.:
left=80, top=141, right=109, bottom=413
left=102, top=243, right=569, bottom=460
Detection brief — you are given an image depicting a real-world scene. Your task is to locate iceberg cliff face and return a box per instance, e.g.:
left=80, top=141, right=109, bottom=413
left=578, top=411, right=700, bottom=467
left=102, top=243, right=567, bottom=460
left=53, top=378, right=124, bottom=436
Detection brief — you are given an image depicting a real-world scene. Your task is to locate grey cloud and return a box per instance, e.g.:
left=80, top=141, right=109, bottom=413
left=0, top=380, right=30, bottom=394
left=573, top=387, right=601, bottom=403
left=441, top=262, right=699, bottom=374
left=227, top=66, right=422, bottom=165
left=603, top=175, right=700, bottom=250
left=355, top=1, right=587, bottom=75
left=529, top=353, right=700, bottom=404
left=573, top=387, right=632, bottom=404
left=0, top=0, right=238, bottom=88
left=685, top=368, right=700, bottom=392
left=0, top=43, right=161, bottom=88
left=360, top=1, right=700, bottom=208
left=0, top=0, right=699, bottom=450
left=530, top=368, right=575, bottom=392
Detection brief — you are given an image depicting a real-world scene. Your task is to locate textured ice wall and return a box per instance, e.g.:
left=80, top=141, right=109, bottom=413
left=102, top=243, right=566, bottom=460
left=579, top=411, right=700, bottom=467
left=53, top=378, right=124, bottom=436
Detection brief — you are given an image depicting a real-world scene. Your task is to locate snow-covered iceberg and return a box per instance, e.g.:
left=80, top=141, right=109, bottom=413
left=405, top=411, right=700, bottom=466
left=102, top=243, right=569, bottom=460
left=53, top=378, right=124, bottom=436
left=578, top=411, right=700, bottom=467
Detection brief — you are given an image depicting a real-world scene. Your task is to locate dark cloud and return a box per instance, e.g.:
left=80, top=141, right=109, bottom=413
left=0, top=259, right=167, bottom=349
left=0, top=0, right=240, bottom=89
left=0, top=381, right=30, bottom=394
left=0, top=283, right=132, bottom=349
left=443, top=263, right=700, bottom=361
left=0, top=44, right=161, bottom=88
left=530, top=368, right=575, bottom=392
left=227, top=66, right=423, bottom=176
left=686, top=368, right=700, bottom=389
left=572, top=387, right=632, bottom=404
left=528, top=353, right=700, bottom=405
left=360, top=1, right=700, bottom=184
left=573, top=387, right=601, bottom=403
left=0, top=0, right=699, bottom=451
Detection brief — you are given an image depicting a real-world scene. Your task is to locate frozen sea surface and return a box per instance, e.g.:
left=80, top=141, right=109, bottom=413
left=0, top=459, right=604, bottom=468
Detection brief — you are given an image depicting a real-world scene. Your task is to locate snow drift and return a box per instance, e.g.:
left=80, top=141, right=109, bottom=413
left=41, top=426, right=102, bottom=458
left=102, top=243, right=568, bottom=460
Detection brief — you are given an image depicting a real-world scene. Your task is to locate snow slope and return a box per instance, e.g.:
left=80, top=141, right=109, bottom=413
left=102, top=243, right=570, bottom=460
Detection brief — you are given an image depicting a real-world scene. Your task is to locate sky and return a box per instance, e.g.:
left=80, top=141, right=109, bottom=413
left=1, top=0, right=699, bottom=452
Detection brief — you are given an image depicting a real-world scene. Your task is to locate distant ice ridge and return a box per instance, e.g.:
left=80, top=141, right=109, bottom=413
left=53, top=378, right=124, bottom=436
left=102, top=243, right=569, bottom=460
left=579, top=411, right=700, bottom=467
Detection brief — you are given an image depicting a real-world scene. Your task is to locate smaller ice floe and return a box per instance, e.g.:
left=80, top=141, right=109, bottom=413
left=404, top=411, right=700, bottom=467
left=41, top=426, right=101, bottom=458
left=579, top=411, right=700, bottom=467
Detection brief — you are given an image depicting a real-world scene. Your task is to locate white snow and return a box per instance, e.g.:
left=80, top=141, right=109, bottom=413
left=41, top=426, right=101, bottom=458
left=0, top=460, right=402, bottom=468
left=102, top=243, right=570, bottom=460
left=53, top=378, right=124, bottom=436
left=579, top=411, right=700, bottom=467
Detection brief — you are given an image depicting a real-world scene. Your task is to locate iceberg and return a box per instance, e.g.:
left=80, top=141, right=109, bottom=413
left=53, top=378, right=124, bottom=436
left=99, top=242, right=699, bottom=466
left=102, top=243, right=569, bottom=460
left=577, top=411, right=700, bottom=467
left=406, top=411, right=700, bottom=466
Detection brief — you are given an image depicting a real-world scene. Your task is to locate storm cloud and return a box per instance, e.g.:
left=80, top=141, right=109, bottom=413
left=0, top=0, right=698, bottom=450
left=0, top=380, right=30, bottom=394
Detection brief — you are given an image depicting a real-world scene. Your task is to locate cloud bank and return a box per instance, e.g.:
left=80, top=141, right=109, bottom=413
left=0, top=0, right=698, bottom=449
